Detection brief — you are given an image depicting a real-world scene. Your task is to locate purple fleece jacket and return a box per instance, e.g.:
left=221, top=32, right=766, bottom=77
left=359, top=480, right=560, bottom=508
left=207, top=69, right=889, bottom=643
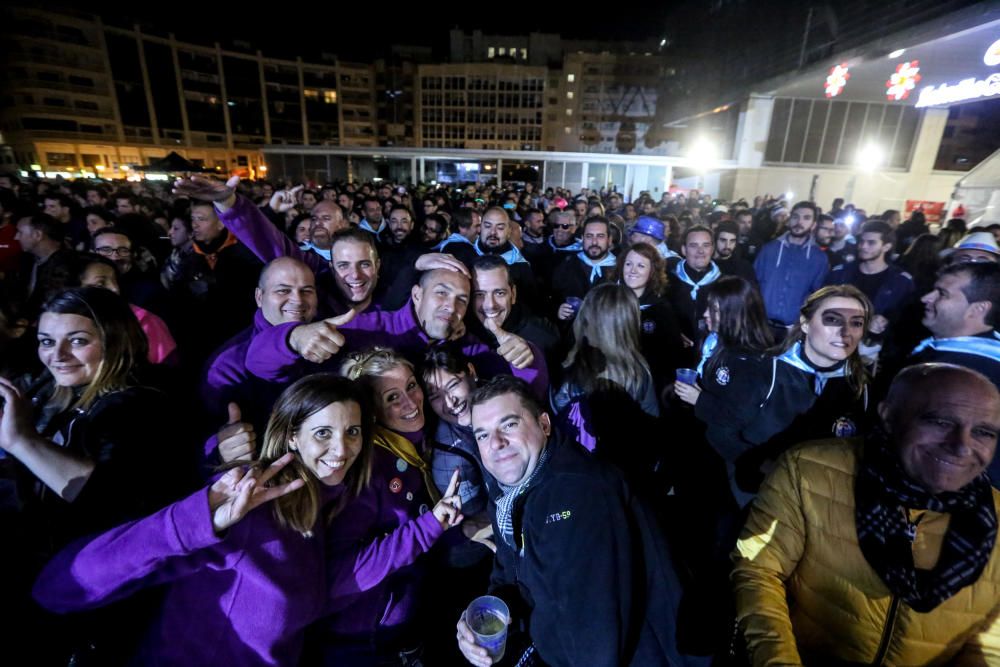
left=33, top=482, right=443, bottom=666
left=244, top=298, right=549, bottom=399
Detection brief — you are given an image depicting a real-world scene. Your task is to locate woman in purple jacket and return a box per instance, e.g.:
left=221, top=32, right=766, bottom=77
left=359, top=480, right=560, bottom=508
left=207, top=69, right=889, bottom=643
left=32, top=373, right=464, bottom=667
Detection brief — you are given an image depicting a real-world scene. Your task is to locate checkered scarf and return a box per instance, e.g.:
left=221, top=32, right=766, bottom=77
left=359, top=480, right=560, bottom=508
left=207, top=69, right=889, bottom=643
left=855, top=432, right=997, bottom=612
left=496, top=445, right=552, bottom=548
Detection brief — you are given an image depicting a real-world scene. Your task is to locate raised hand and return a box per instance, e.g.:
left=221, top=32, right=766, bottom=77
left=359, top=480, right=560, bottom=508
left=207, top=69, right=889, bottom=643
left=172, top=175, right=240, bottom=210
left=0, top=377, right=33, bottom=455
left=484, top=316, right=534, bottom=369
left=209, top=453, right=305, bottom=534
left=217, top=402, right=255, bottom=463
left=288, top=309, right=357, bottom=364
left=432, top=468, right=464, bottom=530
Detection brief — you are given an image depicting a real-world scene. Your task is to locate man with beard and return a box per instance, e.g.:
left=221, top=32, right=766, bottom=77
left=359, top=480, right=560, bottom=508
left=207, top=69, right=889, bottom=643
left=713, top=220, right=756, bottom=284
left=827, top=220, right=913, bottom=339
left=553, top=217, right=616, bottom=322
left=418, top=212, right=449, bottom=248
left=667, top=225, right=723, bottom=342
left=302, top=199, right=348, bottom=262
left=755, top=201, right=830, bottom=340
left=358, top=196, right=386, bottom=235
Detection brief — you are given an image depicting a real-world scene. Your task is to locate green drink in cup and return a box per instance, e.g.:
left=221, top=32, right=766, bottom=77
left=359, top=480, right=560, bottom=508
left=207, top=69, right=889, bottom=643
left=465, top=595, right=510, bottom=663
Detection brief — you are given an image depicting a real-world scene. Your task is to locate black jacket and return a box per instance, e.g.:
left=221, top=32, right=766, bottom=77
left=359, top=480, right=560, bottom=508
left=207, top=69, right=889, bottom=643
left=488, top=435, right=686, bottom=667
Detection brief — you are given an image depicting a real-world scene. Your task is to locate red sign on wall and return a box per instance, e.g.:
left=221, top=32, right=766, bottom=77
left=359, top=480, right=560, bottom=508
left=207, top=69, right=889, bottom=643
left=905, top=200, right=946, bottom=225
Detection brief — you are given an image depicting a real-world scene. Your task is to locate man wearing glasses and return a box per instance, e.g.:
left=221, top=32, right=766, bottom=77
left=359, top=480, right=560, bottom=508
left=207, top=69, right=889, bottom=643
left=91, top=227, right=169, bottom=320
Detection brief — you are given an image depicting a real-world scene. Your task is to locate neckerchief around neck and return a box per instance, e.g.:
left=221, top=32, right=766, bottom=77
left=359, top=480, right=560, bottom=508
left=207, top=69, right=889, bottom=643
left=192, top=230, right=239, bottom=271
left=549, top=236, right=582, bottom=253
left=435, top=233, right=473, bottom=252
left=674, top=261, right=721, bottom=300
left=777, top=341, right=846, bottom=394
left=911, top=332, right=1000, bottom=360
left=496, top=444, right=552, bottom=548
left=855, top=431, right=997, bottom=613
left=373, top=426, right=440, bottom=503
left=696, top=332, right=719, bottom=378
left=576, top=251, right=616, bottom=283
left=474, top=239, right=529, bottom=265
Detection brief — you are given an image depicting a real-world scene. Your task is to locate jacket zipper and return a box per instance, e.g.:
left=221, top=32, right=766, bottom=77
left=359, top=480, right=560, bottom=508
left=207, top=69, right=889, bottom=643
left=872, top=595, right=899, bottom=666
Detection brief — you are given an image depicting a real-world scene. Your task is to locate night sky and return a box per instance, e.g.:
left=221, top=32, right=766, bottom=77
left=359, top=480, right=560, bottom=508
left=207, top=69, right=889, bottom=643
left=84, top=2, right=681, bottom=61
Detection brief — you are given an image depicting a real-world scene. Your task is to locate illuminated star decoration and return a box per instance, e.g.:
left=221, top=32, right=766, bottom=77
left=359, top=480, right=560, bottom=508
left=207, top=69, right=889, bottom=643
left=824, top=63, right=850, bottom=98
left=886, top=60, right=921, bottom=101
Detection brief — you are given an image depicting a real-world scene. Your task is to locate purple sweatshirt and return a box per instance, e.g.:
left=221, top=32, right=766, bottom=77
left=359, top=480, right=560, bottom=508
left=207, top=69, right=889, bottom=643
left=200, top=308, right=271, bottom=424
left=244, top=298, right=549, bottom=399
left=33, top=482, right=444, bottom=666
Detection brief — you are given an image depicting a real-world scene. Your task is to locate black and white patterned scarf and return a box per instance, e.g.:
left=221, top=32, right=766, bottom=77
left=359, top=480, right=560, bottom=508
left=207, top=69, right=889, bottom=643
left=855, top=432, right=997, bottom=612
left=496, top=445, right=552, bottom=548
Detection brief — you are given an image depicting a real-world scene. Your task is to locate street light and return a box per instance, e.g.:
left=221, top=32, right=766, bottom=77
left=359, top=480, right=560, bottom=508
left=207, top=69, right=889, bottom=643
left=688, top=138, right=717, bottom=172
left=856, top=144, right=885, bottom=171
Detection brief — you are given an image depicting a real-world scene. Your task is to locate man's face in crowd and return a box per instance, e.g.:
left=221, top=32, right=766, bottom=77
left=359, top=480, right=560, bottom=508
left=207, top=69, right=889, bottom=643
left=473, top=267, right=515, bottom=326
left=524, top=211, right=545, bottom=238
left=387, top=209, right=413, bottom=244
left=363, top=200, right=382, bottom=222
left=255, top=260, right=318, bottom=325
left=411, top=270, right=470, bottom=340
left=609, top=195, right=621, bottom=210
left=191, top=204, right=225, bottom=244
left=14, top=218, right=41, bottom=254
left=421, top=218, right=446, bottom=244
left=552, top=216, right=577, bottom=246
left=629, top=231, right=659, bottom=247
left=788, top=206, right=816, bottom=239
left=735, top=213, right=752, bottom=236
left=460, top=212, right=481, bottom=242
left=93, top=231, right=133, bottom=273
left=423, top=200, right=438, bottom=216
left=857, top=232, right=890, bottom=263
left=885, top=211, right=901, bottom=228
left=683, top=231, right=714, bottom=271
left=86, top=190, right=106, bottom=207
left=86, top=214, right=111, bottom=237
left=115, top=198, right=134, bottom=216
left=43, top=198, right=70, bottom=223
left=338, top=193, right=353, bottom=211
left=261, top=183, right=274, bottom=198
left=473, top=392, right=551, bottom=486
left=921, top=271, right=982, bottom=337
left=715, top=231, right=738, bottom=259
left=582, top=222, right=610, bottom=260
left=573, top=201, right=587, bottom=221
left=833, top=220, right=850, bottom=242
left=301, top=192, right=318, bottom=211
left=425, top=367, right=476, bottom=427
left=814, top=219, right=835, bottom=246
left=884, top=371, right=1000, bottom=494
left=311, top=201, right=347, bottom=242
left=331, top=239, right=379, bottom=306
left=480, top=211, right=510, bottom=249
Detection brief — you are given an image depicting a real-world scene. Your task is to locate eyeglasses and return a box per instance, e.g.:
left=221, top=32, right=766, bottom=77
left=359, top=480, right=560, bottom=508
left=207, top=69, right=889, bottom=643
left=95, top=246, right=132, bottom=257
left=554, top=223, right=575, bottom=230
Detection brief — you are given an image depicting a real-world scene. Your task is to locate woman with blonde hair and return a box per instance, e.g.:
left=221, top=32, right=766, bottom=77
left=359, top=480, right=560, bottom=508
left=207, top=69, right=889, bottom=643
left=551, top=283, right=660, bottom=450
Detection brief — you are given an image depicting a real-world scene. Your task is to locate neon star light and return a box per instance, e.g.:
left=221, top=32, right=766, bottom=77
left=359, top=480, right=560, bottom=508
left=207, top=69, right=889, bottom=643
left=886, top=60, right=921, bottom=101
left=824, top=63, right=850, bottom=98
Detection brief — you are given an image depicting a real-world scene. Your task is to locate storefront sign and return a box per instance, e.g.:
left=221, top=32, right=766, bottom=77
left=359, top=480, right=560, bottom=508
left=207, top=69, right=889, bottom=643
left=915, top=72, right=1000, bottom=107
left=824, top=63, right=850, bottom=98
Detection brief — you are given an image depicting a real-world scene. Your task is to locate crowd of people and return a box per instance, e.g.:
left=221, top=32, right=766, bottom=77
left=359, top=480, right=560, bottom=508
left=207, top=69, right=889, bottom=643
left=1, top=169, right=999, bottom=666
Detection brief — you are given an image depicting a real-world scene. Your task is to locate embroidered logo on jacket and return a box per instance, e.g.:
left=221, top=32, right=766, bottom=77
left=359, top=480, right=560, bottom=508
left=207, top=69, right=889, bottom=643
left=545, top=510, right=572, bottom=524
left=716, top=366, right=731, bottom=386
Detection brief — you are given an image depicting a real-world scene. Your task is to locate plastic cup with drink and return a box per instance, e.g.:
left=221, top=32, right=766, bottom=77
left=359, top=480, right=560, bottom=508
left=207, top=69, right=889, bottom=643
left=464, top=595, right=510, bottom=664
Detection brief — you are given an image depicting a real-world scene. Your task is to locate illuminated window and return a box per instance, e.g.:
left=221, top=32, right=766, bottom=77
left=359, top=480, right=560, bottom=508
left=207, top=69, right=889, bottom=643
left=564, top=126, right=572, bottom=134
left=499, top=47, right=506, bottom=56
left=567, top=74, right=575, bottom=83
left=566, top=91, right=574, bottom=99
left=488, top=47, right=495, bottom=58
left=520, top=48, right=527, bottom=59
left=324, top=90, right=337, bottom=104
left=304, top=89, right=319, bottom=100
left=566, top=108, right=572, bottom=116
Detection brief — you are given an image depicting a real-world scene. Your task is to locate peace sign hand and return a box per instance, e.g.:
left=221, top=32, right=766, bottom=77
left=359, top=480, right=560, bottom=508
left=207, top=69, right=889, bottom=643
left=209, top=453, right=304, bottom=534
left=432, top=468, right=464, bottom=530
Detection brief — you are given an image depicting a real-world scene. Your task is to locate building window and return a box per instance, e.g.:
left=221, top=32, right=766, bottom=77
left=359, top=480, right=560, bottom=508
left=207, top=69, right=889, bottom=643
left=488, top=47, right=495, bottom=58
left=304, top=89, right=319, bottom=100
left=520, top=48, right=527, bottom=59
left=566, top=109, right=572, bottom=116
left=567, top=74, right=575, bottom=83
left=324, top=90, right=337, bottom=104
left=499, top=48, right=506, bottom=56
left=566, top=91, right=574, bottom=100
left=564, top=126, right=572, bottom=134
